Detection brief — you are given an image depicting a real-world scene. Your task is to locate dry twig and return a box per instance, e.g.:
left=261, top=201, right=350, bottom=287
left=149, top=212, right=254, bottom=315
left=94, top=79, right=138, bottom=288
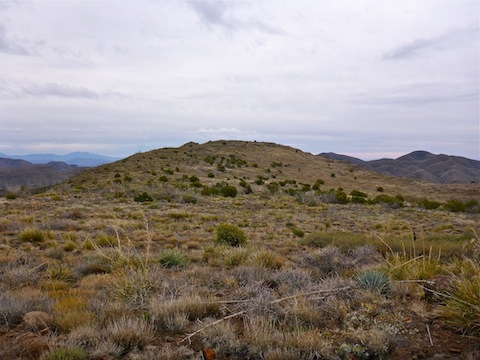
left=179, top=285, right=352, bottom=344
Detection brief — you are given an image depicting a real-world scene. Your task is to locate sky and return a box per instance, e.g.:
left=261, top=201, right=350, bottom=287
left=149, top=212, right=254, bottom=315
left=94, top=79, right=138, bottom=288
left=0, top=0, right=479, bottom=160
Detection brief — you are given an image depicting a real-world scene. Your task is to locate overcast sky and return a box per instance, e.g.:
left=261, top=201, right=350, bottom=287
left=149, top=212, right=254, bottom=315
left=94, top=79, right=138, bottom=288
left=0, top=0, right=478, bottom=160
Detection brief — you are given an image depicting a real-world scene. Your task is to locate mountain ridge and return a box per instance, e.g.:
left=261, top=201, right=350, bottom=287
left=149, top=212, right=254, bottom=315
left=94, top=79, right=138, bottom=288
left=0, top=151, right=121, bottom=167
left=319, top=150, right=479, bottom=184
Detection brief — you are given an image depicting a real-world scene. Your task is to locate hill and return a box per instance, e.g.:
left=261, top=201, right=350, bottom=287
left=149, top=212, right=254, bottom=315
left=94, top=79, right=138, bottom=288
left=319, top=150, right=480, bottom=184
left=68, top=141, right=478, bottom=203
left=0, top=158, right=83, bottom=190
left=0, top=140, right=479, bottom=359
left=0, top=151, right=121, bottom=167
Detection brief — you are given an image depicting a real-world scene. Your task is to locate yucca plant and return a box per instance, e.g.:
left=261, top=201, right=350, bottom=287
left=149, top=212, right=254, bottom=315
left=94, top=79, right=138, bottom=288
left=157, top=249, right=189, bottom=268
left=356, top=270, right=392, bottom=294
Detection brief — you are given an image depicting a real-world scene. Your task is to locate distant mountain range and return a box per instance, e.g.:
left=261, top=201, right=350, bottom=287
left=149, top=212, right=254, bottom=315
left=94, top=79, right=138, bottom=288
left=0, top=152, right=121, bottom=167
left=319, top=151, right=480, bottom=184
left=0, top=158, right=83, bottom=190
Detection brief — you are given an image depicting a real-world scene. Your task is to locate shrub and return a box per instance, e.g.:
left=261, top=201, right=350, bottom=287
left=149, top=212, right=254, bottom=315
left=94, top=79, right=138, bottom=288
left=291, top=227, right=305, bottom=238
left=45, top=348, right=89, bottom=360
left=20, top=228, right=46, bottom=243
left=134, top=192, right=153, bottom=202
left=441, top=262, right=480, bottom=336
left=444, top=199, right=465, bottom=212
left=159, top=175, right=168, bottom=182
left=220, top=185, right=237, bottom=198
left=300, top=232, right=331, bottom=248
left=182, top=194, right=197, bottom=204
left=267, top=182, right=279, bottom=194
left=215, top=224, right=247, bottom=247
left=418, top=198, right=441, bottom=210
left=53, top=296, right=96, bottom=332
left=350, top=190, right=367, bottom=198
left=158, top=249, right=189, bottom=268
left=465, top=199, right=480, bottom=213
left=371, top=194, right=403, bottom=208
left=5, top=192, right=18, bottom=200
left=105, top=316, right=153, bottom=354
left=356, top=270, right=392, bottom=294
left=312, top=179, right=324, bottom=190
left=251, top=250, right=284, bottom=269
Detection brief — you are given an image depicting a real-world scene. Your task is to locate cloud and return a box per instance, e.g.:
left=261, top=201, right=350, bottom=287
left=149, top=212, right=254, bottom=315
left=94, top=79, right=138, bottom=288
left=0, top=25, right=35, bottom=55
left=352, top=82, right=479, bottom=107
left=383, top=27, right=479, bottom=60
left=22, top=82, right=100, bottom=99
left=186, top=0, right=283, bottom=34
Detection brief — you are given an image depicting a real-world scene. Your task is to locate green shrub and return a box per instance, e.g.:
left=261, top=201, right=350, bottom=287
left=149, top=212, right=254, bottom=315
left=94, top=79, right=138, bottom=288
left=158, top=249, right=189, bottom=268
left=418, top=198, right=441, bottom=210
left=20, top=228, right=46, bottom=243
left=267, top=182, right=279, bottom=194
left=215, top=224, right=247, bottom=247
left=371, top=194, right=403, bottom=208
left=444, top=199, right=466, bottom=212
left=159, top=175, right=168, bottom=182
left=182, top=194, right=197, bottom=204
left=291, top=227, right=305, bottom=238
left=312, top=179, right=324, bottom=190
left=45, top=347, right=89, bottom=360
left=356, top=270, right=392, bottom=294
left=254, top=176, right=266, bottom=185
left=300, top=232, right=331, bottom=248
left=5, top=192, right=18, bottom=200
left=133, top=192, right=153, bottom=202
left=350, top=190, right=367, bottom=198
left=220, top=185, right=237, bottom=197
left=465, top=199, right=480, bottom=213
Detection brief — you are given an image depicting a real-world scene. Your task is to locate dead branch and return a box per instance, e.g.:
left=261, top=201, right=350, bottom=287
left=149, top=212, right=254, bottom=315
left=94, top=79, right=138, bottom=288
left=179, top=285, right=352, bottom=344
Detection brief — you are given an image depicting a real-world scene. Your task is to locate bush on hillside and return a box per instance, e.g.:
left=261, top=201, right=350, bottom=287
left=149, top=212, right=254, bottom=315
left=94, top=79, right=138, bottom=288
left=215, top=224, right=247, bottom=247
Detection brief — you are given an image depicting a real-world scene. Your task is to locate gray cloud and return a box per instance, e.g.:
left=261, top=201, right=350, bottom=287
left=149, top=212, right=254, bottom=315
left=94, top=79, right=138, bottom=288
left=353, top=82, right=479, bottom=107
left=22, top=82, right=99, bottom=99
left=0, top=25, right=34, bottom=55
left=186, top=0, right=283, bottom=34
left=383, top=27, right=479, bottom=60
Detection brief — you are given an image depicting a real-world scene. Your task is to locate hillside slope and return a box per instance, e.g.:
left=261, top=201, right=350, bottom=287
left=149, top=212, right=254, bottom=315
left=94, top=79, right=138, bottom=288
left=66, top=141, right=478, bottom=203
left=0, top=158, right=83, bottom=190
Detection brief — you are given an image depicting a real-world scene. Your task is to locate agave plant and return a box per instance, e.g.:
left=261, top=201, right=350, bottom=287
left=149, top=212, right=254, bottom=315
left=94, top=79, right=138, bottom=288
left=356, top=270, right=392, bottom=294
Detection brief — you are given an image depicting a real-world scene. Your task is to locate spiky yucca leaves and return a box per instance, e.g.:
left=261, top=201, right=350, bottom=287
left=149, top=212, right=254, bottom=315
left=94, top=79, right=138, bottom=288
left=356, top=270, right=392, bottom=294
left=157, top=249, right=189, bottom=268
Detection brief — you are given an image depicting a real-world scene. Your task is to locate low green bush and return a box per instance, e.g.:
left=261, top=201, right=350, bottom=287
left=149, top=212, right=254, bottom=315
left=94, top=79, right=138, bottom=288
left=220, top=185, right=237, bottom=197
left=20, top=228, right=46, bottom=243
left=215, top=224, right=247, bottom=247
left=133, top=192, right=153, bottom=202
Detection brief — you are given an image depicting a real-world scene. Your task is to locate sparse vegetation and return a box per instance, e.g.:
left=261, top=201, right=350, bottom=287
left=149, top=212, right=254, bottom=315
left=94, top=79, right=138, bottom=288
left=0, top=140, right=478, bottom=359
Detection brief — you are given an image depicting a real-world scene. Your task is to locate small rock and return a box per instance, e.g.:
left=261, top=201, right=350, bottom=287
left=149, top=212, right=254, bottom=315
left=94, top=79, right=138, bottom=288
left=202, top=347, right=216, bottom=360
left=449, top=348, right=461, bottom=354
left=433, top=354, right=447, bottom=359
left=23, top=311, right=53, bottom=330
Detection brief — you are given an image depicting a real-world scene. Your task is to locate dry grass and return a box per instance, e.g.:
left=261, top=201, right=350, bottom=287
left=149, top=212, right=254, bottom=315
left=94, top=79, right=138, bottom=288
left=0, top=141, right=478, bottom=358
